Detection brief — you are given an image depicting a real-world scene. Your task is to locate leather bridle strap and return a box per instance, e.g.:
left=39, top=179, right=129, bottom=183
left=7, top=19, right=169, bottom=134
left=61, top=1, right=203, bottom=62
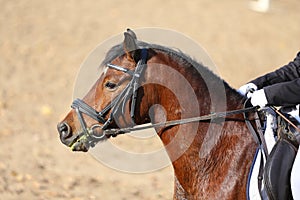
left=72, top=99, right=106, bottom=123
left=130, top=48, right=148, bottom=120
left=71, top=48, right=148, bottom=139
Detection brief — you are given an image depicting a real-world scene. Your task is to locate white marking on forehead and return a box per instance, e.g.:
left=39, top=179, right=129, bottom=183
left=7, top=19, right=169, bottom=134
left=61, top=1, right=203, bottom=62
left=103, top=66, right=109, bottom=75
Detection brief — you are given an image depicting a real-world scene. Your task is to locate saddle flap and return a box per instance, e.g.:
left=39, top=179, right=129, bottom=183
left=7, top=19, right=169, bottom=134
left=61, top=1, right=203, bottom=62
left=264, top=135, right=298, bottom=200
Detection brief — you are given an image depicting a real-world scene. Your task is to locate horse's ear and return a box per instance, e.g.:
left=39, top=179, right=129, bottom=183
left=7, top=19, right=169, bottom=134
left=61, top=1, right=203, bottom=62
left=123, top=29, right=138, bottom=61
left=126, top=28, right=137, bottom=39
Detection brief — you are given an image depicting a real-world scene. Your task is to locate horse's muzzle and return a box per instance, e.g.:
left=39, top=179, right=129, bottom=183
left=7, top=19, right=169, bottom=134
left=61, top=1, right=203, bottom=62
left=57, top=122, right=100, bottom=152
left=57, top=122, right=73, bottom=145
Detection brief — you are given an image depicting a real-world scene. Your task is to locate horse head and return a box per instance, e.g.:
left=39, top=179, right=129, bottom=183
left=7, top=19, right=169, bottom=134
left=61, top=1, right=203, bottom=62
left=57, top=29, right=154, bottom=151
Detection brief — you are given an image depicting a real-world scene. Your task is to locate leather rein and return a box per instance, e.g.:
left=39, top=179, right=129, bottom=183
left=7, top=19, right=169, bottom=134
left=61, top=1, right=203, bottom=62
left=70, top=48, right=259, bottom=150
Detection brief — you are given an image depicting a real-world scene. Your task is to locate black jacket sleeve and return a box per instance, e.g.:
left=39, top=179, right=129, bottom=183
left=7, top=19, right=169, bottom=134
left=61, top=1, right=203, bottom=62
left=250, top=52, right=300, bottom=106
left=264, top=78, right=300, bottom=106
left=251, top=52, right=300, bottom=89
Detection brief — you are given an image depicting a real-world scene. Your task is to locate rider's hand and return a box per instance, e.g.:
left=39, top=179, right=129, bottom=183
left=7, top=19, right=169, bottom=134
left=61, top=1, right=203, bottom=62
left=237, top=83, right=258, bottom=98
left=250, top=89, right=268, bottom=108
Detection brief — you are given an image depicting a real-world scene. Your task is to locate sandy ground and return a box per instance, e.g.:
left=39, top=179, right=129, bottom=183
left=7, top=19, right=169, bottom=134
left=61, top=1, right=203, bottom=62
left=0, top=0, right=300, bottom=199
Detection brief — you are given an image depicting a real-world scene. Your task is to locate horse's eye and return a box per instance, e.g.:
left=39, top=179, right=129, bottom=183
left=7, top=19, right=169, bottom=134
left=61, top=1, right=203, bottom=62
left=105, top=82, right=117, bottom=90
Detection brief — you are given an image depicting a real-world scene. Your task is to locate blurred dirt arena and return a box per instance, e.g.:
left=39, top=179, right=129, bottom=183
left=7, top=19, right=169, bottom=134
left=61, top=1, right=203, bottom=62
left=1, top=0, right=300, bottom=199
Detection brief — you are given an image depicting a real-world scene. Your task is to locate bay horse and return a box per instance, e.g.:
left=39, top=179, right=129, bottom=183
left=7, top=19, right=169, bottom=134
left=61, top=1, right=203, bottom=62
left=57, top=29, right=257, bottom=199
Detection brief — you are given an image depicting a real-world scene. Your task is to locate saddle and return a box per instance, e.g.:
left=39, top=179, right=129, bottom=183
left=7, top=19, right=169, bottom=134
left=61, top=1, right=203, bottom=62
left=264, top=115, right=299, bottom=200
left=246, top=106, right=299, bottom=200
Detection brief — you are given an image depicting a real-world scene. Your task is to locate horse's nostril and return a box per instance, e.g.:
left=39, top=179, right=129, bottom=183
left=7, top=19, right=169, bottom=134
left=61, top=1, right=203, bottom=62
left=57, top=122, right=71, bottom=140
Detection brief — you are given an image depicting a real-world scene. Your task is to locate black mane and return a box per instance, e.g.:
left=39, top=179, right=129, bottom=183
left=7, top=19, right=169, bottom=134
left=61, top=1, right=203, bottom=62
left=101, top=41, right=237, bottom=93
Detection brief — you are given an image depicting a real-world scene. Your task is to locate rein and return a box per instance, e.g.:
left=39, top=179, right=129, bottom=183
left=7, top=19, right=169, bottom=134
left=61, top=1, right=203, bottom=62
left=72, top=101, right=258, bottom=150
left=103, top=106, right=259, bottom=137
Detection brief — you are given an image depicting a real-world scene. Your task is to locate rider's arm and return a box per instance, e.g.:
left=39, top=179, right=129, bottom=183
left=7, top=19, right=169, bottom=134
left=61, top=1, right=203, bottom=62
left=251, top=52, right=300, bottom=89
left=263, top=78, right=300, bottom=106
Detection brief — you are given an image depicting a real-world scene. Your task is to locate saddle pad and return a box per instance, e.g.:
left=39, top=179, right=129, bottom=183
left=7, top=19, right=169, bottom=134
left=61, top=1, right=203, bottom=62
left=247, top=111, right=277, bottom=200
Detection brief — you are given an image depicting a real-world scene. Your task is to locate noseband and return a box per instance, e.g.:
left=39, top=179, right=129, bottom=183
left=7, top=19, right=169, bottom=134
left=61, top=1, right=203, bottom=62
left=70, top=48, right=148, bottom=148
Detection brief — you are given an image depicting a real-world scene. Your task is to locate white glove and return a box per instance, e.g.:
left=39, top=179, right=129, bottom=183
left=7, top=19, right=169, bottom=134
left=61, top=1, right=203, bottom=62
left=237, top=83, right=258, bottom=98
left=250, top=89, right=268, bottom=108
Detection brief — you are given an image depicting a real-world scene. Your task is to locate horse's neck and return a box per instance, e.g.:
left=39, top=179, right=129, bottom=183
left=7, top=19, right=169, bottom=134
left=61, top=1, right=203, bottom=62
left=168, top=93, right=255, bottom=199
left=145, top=57, right=255, bottom=199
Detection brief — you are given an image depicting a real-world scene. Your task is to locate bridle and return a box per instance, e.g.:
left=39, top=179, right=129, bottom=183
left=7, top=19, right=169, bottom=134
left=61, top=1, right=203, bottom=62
left=70, top=47, right=259, bottom=150
left=70, top=48, right=149, bottom=148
